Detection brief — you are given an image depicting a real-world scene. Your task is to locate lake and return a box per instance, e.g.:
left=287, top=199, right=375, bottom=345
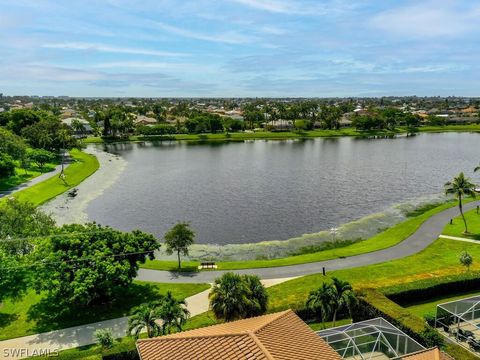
left=87, top=133, right=480, bottom=245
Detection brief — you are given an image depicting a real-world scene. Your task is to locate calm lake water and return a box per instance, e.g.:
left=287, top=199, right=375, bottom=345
left=87, top=133, right=480, bottom=244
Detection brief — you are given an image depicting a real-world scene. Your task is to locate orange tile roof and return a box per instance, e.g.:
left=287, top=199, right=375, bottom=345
left=401, top=348, right=453, bottom=360
left=137, top=310, right=341, bottom=360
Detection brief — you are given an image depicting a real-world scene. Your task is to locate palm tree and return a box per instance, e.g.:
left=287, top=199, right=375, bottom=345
left=329, top=277, right=356, bottom=326
left=475, top=164, right=480, bottom=173
left=209, top=272, right=250, bottom=322
left=306, top=283, right=334, bottom=329
left=445, top=172, right=476, bottom=234
left=242, top=275, right=268, bottom=317
left=127, top=303, right=162, bottom=338
left=157, top=291, right=190, bottom=335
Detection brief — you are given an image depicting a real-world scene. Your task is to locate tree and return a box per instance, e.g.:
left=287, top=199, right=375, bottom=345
left=445, top=172, right=476, bottom=234
left=157, top=291, right=190, bottom=334
left=209, top=272, right=250, bottom=322
left=475, top=164, right=479, bottom=173
left=27, top=148, right=55, bottom=171
left=306, top=283, right=334, bottom=329
left=242, top=275, right=268, bottom=317
left=0, top=152, right=15, bottom=178
left=128, top=303, right=162, bottom=338
left=0, top=199, right=55, bottom=255
left=0, top=249, right=30, bottom=303
left=94, top=328, right=114, bottom=349
left=329, top=277, right=356, bottom=326
left=33, top=223, right=160, bottom=307
left=0, top=127, right=26, bottom=160
left=164, top=223, right=195, bottom=269
left=460, top=251, right=473, bottom=272
left=209, top=273, right=268, bottom=322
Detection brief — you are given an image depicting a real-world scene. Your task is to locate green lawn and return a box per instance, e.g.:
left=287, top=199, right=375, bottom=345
left=143, top=200, right=459, bottom=271
left=10, top=149, right=99, bottom=206
left=443, top=207, right=480, bottom=240
left=0, top=162, right=58, bottom=191
left=267, top=238, right=480, bottom=311
left=403, top=290, right=480, bottom=318
left=83, top=124, right=480, bottom=145
left=0, top=281, right=209, bottom=341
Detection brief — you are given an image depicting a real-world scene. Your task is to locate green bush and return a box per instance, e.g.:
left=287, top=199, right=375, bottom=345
left=94, top=329, right=114, bottom=350
left=382, top=271, right=480, bottom=306
left=102, top=350, right=139, bottom=360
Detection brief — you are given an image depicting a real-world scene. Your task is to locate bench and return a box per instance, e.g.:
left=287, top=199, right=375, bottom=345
left=199, top=261, right=217, bottom=270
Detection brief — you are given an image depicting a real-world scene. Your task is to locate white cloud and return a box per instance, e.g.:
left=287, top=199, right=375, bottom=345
left=148, top=21, right=254, bottom=44
left=42, top=42, right=189, bottom=57
left=369, top=1, right=480, bottom=38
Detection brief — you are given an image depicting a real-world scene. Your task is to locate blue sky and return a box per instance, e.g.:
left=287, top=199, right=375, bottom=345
left=0, top=0, right=479, bottom=97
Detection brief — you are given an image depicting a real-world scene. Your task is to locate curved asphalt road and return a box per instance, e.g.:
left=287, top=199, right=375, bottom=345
left=137, top=200, right=480, bottom=284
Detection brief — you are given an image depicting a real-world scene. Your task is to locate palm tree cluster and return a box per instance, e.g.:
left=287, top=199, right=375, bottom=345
left=127, top=291, right=190, bottom=338
left=306, top=277, right=357, bottom=329
left=209, top=272, right=268, bottom=322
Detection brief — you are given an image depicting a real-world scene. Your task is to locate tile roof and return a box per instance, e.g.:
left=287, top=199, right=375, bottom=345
left=401, top=348, right=453, bottom=360
left=137, top=309, right=341, bottom=360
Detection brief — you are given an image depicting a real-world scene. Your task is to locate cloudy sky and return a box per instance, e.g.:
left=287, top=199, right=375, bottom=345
left=0, top=0, right=479, bottom=97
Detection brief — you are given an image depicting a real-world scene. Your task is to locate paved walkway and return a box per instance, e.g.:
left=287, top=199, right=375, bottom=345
left=0, top=278, right=296, bottom=359
left=439, top=234, right=480, bottom=244
left=137, top=200, right=480, bottom=284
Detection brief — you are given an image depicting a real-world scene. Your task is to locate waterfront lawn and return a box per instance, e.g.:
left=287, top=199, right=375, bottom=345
left=442, top=208, right=480, bottom=239
left=11, top=149, right=99, bottom=206
left=267, top=238, right=480, bottom=311
left=143, top=200, right=458, bottom=271
left=0, top=281, right=209, bottom=341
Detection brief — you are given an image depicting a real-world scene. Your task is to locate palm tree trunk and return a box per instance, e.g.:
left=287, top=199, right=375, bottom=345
left=332, top=310, right=337, bottom=327
left=177, top=250, right=181, bottom=269
left=459, top=195, right=468, bottom=233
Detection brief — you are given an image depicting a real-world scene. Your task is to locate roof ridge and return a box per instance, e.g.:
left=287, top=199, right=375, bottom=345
left=246, top=330, right=275, bottom=360
left=137, top=332, right=252, bottom=342
left=253, top=309, right=293, bottom=334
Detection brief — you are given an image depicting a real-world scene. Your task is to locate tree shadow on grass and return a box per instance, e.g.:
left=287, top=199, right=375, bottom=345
left=0, top=312, right=18, bottom=329
left=27, top=283, right=161, bottom=334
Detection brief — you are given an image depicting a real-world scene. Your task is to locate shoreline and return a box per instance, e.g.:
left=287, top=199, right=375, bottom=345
left=40, top=147, right=127, bottom=225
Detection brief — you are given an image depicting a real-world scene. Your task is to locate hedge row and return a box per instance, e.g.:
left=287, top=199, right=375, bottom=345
left=382, top=271, right=480, bottom=306
left=356, top=288, right=477, bottom=360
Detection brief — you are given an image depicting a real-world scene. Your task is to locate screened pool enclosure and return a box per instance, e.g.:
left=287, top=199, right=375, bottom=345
left=318, top=318, right=425, bottom=360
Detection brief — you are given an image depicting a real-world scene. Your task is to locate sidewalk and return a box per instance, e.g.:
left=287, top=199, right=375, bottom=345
left=0, top=278, right=296, bottom=359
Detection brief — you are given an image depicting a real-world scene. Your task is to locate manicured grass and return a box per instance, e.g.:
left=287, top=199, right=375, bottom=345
left=404, top=290, right=480, bottom=318
left=443, top=207, right=480, bottom=240
left=142, top=259, right=200, bottom=272
left=266, top=238, right=480, bottom=311
left=11, top=149, right=99, bottom=206
left=143, top=200, right=458, bottom=271
left=0, top=163, right=57, bottom=191
left=0, top=281, right=209, bottom=341
left=83, top=125, right=480, bottom=145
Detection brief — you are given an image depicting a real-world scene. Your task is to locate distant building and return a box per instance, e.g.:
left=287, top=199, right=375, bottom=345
left=134, top=115, right=158, bottom=126
left=62, top=117, right=93, bottom=134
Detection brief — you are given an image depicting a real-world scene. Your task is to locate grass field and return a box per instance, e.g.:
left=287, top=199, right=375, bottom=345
left=83, top=124, right=480, bottom=145
left=10, top=149, right=99, bottom=206
left=0, top=281, right=209, bottom=341
left=443, top=208, right=480, bottom=239
left=0, top=162, right=58, bottom=191
left=142, top=199, right=459, bottom=271
left=266, top=238, right=480, bottom=311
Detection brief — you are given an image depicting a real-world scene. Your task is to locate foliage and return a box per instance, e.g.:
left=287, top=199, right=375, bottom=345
left=445, top=172, right=476, bottom=233
left=0, top=249, right=30, bottom=303
left=209, top=272, right=268, bottom=321
left=0, top=199, right=55, bottom=255
left=0, top=109, right=45, bottom=134
left=156, top=291, right=190, bottom=334
left=136, top=124, right=176, bottom=136
left=94, top=328, right=114, bottom=349
left=460, top=251, right=473, bottom=271
left=32, top=223, right=160, bottom=307
left=127, top=302, right=162, bottom=338
left=306, top=283, right=334, bottom=329
left=20, top=114, right=76, bottom=150
left=27, top=148, right=56, bottom=171
left=164, top=222, right=195, bottom=269
left=0, top=152, right=15, bottom=177
left=0, top=127, right=26, bottom=160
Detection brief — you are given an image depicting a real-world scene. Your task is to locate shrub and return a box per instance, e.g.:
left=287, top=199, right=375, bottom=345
left=0, top=152, right=16, bottom=177
left=102, top=350, right=139, bottom=360
left=94, top=328, right=114, bottom=350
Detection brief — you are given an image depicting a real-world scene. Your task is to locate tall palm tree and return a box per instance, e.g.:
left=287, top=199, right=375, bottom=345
left=445, top=172, right=476, bottom=234
left=158, top=291, right=190, bottom=335
left=329, top=277, right=356, bottom=326
left=127, top=303, right=162, bottom=338
left=306, top=283, right=334, bottom=329
left=209, top=272, right=250, bottom=322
